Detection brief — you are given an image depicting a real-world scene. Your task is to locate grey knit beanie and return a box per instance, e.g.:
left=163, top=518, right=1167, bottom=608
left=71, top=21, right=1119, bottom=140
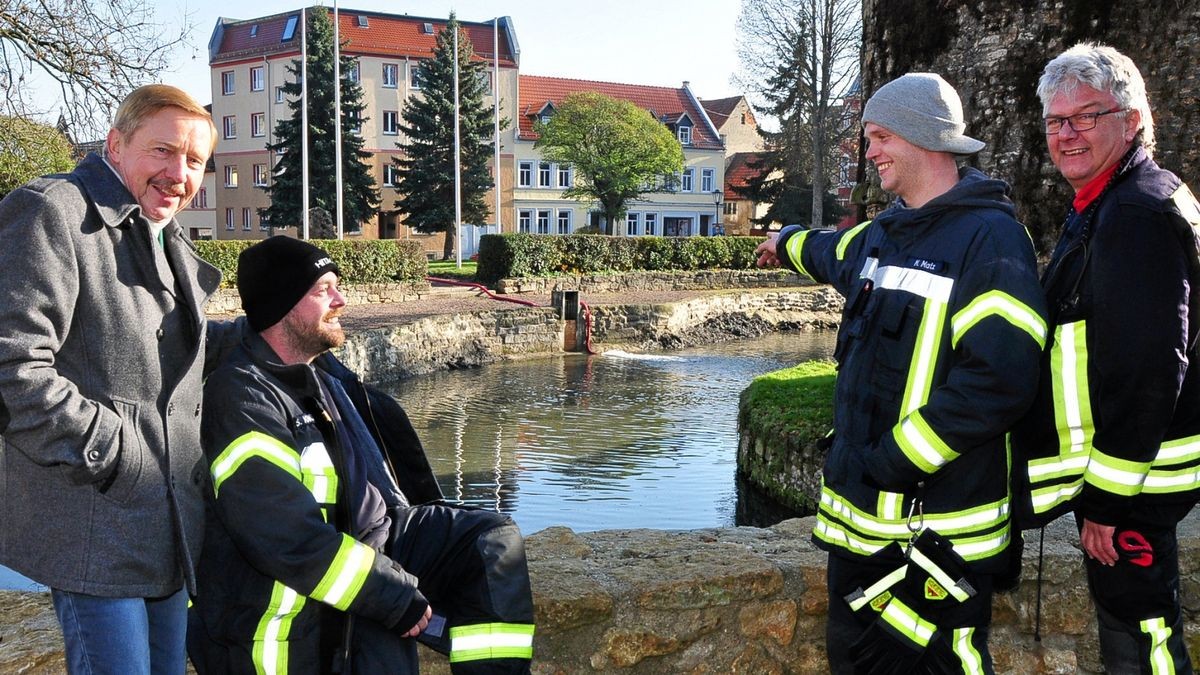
left=861, top=73, right=985, bottom=155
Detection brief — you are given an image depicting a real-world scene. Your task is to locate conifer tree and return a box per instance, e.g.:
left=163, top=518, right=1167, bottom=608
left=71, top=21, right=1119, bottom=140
left=262, top=6, right=379, bottom=235
left=393, top=13, right=503, bottom=259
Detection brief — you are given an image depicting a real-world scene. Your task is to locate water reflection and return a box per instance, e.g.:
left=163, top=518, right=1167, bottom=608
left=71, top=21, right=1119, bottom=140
left=385, top=331, right=836, bottom=534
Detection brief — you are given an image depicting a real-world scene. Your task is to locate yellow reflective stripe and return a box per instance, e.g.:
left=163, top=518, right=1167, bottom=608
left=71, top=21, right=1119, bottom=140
left=449, top=623, right=536, bottom=663
left=901, top=298, right=947, bottom=416
left=783, top=228, right=814, bottom=279
left=1156, top=435, right=1200, bottom=464
left=908, top=547, right=972, bottom=602
left=1143, top=465, right=1200, bottom=493
left=835, top=220, right=871, bottom=260
left=1139, top=617, right=1176, bottom=675
left=211, top=431, right=301, bottom=497
left=847, top=565, right=908, bottom=612
left=820, top=486, right=1009, bottom=538
left=1051, top=321, right=1094, bottom=457
left=877, top=491, right=904, bottom=521
left=950, top=290, right=1047, bottom=349
left=1169, top=183, right=1200, bottom=226
left=879, top=597, right=936, bottom=647
left=311, top=535, right=375, bottom=611
left=299, top=442, right=338, bottom=504
left=953, top=627, right=985, bottom=674
left=1030, top=477, right=1084, bottom=512
left=252, top=582, right=305, bottom=675
left=893, top=410, right=959, bottom=474
left=1085, top=448, right=1152, bottom=496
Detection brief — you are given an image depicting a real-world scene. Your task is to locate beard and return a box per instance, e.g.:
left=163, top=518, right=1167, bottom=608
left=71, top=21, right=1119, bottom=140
left=281, top=311, right=346, bottom=360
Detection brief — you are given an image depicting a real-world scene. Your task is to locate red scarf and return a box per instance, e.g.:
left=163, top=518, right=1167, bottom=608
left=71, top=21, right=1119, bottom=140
left=1072, top=163, right=1120, bottom=213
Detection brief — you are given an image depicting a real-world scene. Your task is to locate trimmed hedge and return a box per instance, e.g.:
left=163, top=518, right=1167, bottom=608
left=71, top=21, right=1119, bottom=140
left=476, top=233, right=765, bottom=282
left=740, top=360, right=837, bottom=447
left=194, top=239, right=427, bottom=288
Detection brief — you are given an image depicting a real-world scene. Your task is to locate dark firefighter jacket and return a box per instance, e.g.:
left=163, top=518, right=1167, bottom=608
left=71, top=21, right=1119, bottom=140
left=189, top=331, right=444, bottom=673
left=776, top=168, right=1048, bottom=572
left=1010, top=146, right=1200, bottom=527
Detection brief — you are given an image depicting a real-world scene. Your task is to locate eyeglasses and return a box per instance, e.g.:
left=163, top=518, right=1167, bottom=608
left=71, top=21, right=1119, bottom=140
left=1043, top=108, right=1127, bottom=134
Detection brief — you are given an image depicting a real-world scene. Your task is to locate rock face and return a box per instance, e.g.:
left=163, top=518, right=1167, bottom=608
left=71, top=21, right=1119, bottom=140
left=5, top=514, right=1197, bottom=673
left=861, top=0, right=1200, bottom=251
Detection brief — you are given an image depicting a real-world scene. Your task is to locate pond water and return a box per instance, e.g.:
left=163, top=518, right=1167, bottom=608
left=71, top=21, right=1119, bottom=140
left=386, top=330, right=836, bottom=534
left=0, top=330, right=835, bottom=590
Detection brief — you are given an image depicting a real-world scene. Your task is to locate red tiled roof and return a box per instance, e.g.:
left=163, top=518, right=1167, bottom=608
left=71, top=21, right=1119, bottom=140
left=725, top=151, right=770, bottom=200
left=700, top=96, right=742, bottom=128
left=517, top=75, right=722, bottom=151
left=212, top=8, right=516, bottom=67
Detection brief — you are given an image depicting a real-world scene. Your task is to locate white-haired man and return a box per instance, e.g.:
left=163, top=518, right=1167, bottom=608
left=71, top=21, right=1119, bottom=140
left=1012, top=43, right=1200, bottom=673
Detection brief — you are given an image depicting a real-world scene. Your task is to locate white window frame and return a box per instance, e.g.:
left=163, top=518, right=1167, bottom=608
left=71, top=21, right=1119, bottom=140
left=253, top=163, right=268, bottom=187
left=409, top=63, right=422, bottom=89
left=681, top=168, right=694, bottom=193
left=383, top=164, right=399, bottom=187
left=518, top=161, right=533, bottom=188
left=225, top=208, right=234, bottom=230
left=251, top=112, right=266, bottom=138
left=192, top=187, right=207, bottom=209
left=536, top=209, right=551, bottom=234
left=242, top=207, right=252, bottom=231
left=644, top=212, right=658, bottom=236
left=678, top=125, right=692, bottom=145
left=346, top=59, right=360, bottom=83
left=275, top=86, right=286, bottom=104
left=701, top=168, right=715, bottom=193
left=557, top=165, right=571, bottom=189
left=518, top=209, right=533, bottom=233
left=224, top=165, right=238, bottom=188
left=221, top=71, right=235, bottom=95
left=556, top=209, right=572, bottom=235
left=383, top=63, right=399, bottom=88
left=250, top=66, right=264, bottom=92
left=382, top=110, right=399, bottom=135
left=537, top=162, right=551, bottom=188
left=626, top=212, right=640, bottom=236
left=222, top=115, right=236, bottom=140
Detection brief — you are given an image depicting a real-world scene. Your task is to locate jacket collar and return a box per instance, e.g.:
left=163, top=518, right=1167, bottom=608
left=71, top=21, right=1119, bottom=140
left=242, top=329, right=325, bottom=400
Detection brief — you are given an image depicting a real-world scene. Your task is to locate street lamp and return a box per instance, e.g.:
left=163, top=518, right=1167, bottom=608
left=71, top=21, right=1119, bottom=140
left=711, top=189, right=723, bottom=236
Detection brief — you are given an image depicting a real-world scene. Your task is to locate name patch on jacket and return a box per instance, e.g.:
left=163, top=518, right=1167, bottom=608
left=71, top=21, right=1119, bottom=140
left=906, top=257, right=946, bottom=273
left=291, top=413, right=316, bottom=431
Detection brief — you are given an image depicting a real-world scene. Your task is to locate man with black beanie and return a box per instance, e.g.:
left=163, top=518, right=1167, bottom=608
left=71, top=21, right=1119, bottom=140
left=187, top=236, right=535, bottom=674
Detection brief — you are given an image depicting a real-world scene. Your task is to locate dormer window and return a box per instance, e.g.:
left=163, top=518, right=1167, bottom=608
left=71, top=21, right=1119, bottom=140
left=282, top=16, right=298, bottom=41
left=356, top=15, right=368, bottom=28
left=422, top=22, right=434, bottom=34
left=249, top=25, right=259, bottom=37
left=678, top=125, right=692, bottom=145
left=535, top=102, right=556, bottom=125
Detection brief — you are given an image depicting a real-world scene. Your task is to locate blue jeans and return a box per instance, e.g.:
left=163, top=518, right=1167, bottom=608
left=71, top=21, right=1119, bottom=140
left=51, top=587, right=188, bottom=675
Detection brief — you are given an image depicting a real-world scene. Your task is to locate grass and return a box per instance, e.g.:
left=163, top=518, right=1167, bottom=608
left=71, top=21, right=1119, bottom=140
left=426, top=260, right=478, bottom=281
left=742, top=359, right=837, bottom=442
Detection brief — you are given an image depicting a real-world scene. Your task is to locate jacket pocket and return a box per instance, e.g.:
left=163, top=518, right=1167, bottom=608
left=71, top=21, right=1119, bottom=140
left=98, top=399, right=146, bottom=505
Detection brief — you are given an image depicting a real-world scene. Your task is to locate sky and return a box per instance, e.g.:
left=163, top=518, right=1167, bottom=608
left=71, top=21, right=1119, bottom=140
left=29, top=0, right=746, bottom=119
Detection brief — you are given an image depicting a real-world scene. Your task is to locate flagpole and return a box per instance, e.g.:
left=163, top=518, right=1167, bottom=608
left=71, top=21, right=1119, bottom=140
left=453, top=21, right=462, bottom=267
left=333, top=0, right=344, bottom=239
left=300, top=7, right=310, bottom=239
left=493, top=17, right=501, bottom=234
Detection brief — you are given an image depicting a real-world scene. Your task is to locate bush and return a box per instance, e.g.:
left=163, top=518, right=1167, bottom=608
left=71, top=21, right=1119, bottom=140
left=194, top=238, right=426, bottom=287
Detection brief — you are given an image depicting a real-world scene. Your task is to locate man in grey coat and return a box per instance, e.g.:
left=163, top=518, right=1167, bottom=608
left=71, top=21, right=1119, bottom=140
left=0, top=84, right=227, bottom=674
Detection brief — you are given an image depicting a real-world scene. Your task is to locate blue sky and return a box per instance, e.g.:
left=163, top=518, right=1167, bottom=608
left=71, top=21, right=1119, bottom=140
left=28, top=0, right=744, bottom=117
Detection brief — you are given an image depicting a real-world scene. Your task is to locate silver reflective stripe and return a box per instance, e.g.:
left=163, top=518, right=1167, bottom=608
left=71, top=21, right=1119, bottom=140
left=871, top=265, right=954, bottom=303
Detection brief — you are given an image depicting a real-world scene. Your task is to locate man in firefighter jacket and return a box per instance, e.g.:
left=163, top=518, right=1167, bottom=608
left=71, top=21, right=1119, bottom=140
left=756, top=73, right=1048, bottom=672
left=187, top=236, right=535, bottom=674
left=1010, top=43, right=1200, bottom=674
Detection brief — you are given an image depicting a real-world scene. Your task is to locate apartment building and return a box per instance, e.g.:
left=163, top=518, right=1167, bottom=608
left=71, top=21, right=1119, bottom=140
left=207, top=7, right=519, bottom=245
left=701, top=95, right=768, bottom=235
left=516, top=76, right=726, bottom=237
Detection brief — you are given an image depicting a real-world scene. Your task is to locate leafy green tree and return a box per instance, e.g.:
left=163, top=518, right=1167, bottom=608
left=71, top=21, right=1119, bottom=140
left=735, top=152, right=845, bottom=227
left=393, top=13, right=504, bottom=259
left=0, top=116, right=75, bottom=200
left=534, top=91, right=684, bottom=236
left=262, top=6, right=378, bottom=235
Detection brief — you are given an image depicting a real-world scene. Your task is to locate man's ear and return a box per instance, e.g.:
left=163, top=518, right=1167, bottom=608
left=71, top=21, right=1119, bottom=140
left=105, top=128, right=124, bottom=164
left=1124, top=108, right=1142, bottom=144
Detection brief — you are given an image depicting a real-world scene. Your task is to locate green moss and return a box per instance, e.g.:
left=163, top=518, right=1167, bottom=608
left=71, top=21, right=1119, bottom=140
left=742, top=360, right=837, bottom=443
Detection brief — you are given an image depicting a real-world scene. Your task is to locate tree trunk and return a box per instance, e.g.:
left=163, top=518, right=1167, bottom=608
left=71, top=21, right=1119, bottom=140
left=443, top=228, right=456, bottom=259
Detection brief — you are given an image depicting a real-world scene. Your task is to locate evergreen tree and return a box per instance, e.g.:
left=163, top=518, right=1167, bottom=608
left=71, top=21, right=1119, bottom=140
left=262, top=6, right=379, bottom=235
left=393, top=13, right=503, bottom=259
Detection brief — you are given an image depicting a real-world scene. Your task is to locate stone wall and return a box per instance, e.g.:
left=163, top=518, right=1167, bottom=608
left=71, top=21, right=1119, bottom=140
left=495, top=269, right=808, bottom=296
left=208, top=281, right=430, bottom=315
left=861, top=0, right=1200, bottom=252
left=5, top=513, right=1197, bottom=673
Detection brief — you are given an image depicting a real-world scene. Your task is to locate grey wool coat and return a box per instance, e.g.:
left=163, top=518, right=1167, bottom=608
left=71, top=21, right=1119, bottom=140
left=0, top=153, right=230, bottom=597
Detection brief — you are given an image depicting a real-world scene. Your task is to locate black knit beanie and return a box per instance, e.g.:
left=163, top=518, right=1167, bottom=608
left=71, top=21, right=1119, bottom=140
left=238, top=236, right=340, bottom=331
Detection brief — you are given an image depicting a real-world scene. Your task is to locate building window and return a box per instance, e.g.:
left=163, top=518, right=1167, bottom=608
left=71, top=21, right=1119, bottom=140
left=383, top=164, right=399, bottom=186
left=536, top=209, right=551, bottom=234
left=251, top=112, right=266, bottom=138
left=681, top=168, right=694, bottom=192
left=626, top=212, right=640, bottom=236
left=557, top=165, right=571, bottom=189
left=275, top=86, right=286, bottom=104
left=409, top=63, right=422, bottom=89
left=701, top=168, right=715, bottom=194
left=225, top=208, right=234, bottom=230
left=242, top=208, right=252, bottom=231
left=190, top=187, right=207, bottom=209
left=222, top=115, right=236, bottom=139
left=382, top=110, right=399, bottom=135
left=348, top=111, right=361, bottom=135
left=723, top=202, right=739, bottom=216
left=281, top=15, right=298, bottom=41
left=253, top=163, right=268, bottom=186
left=678, top=125, right=692, bottom=145
left=644, top=212, right=658, bottom=236
left=260, top=212, right=270, bottom=231
left=537, top=162, right=551, bottom=188
left=556, top=209, right=571, bottom=235
left=383, top=63, right=399, bottom=88
left=221, top=71, right=235, bottom=95
left=518, top=161, right=532, bottom=188
left=518, top=209, right=532, bottom=233
left=346, top=59, right=360, bottom=83
left=477, top=71, right=491, bottom=94
left=224, top=165, right=238, bottom=188
left=250, top=66, right=264, bottom=92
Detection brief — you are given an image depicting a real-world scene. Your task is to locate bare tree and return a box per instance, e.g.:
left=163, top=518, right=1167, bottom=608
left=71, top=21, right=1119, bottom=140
left=736, top=0, right=860, bottom=228
left=0, top=0, right=191, bottom=138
